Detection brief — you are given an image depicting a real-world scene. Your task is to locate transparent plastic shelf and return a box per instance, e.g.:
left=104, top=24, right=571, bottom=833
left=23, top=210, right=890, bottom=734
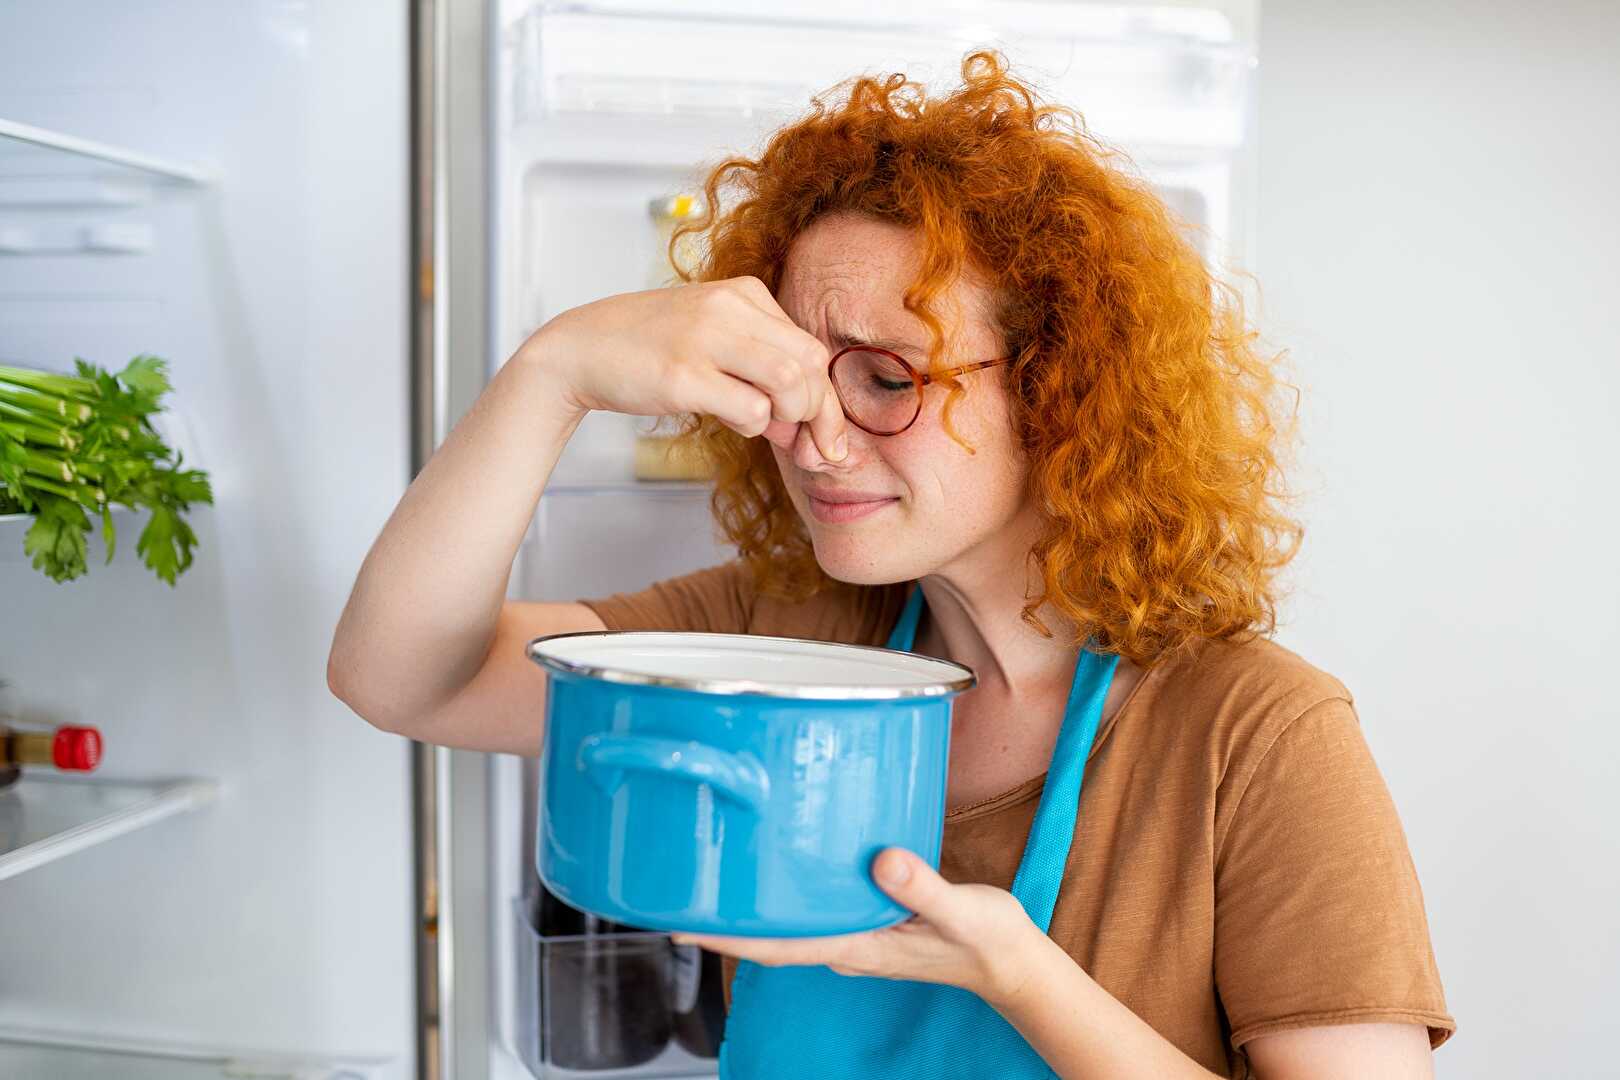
left=543, top=410, right=715, bottom=495
left=545, top=441, right=713, bottom=494
left=0, top=118, right=213, bottom=185
left=511, top=901, right=721, bottom=1079
left=0, top=774, right=219, bottom=882
left=516, top=479, right=731, bottom=603
left=0, top=1031, right=387, bottom=1080
left=503, top=1, right=1254, bottom=152
left=546, top=480, right=713, bottom=495
left=0, top=504, right=136, bottom=527
left=0, top=1040, right=234, bottom=1080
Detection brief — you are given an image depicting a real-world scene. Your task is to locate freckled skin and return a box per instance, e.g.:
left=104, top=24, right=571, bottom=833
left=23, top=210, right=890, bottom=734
left=770, top=211, right=1036, bottom=592
left=766, top=212, right=1144, bottom=809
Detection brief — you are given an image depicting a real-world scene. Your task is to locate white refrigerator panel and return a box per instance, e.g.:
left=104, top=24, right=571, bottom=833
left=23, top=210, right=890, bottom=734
left=0, top=1, right=413, bottom=1073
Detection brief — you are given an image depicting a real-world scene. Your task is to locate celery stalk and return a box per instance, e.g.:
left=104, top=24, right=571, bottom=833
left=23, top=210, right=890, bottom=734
left=0, top=381, right=90, bottom=423
left=0, top=364, right=98, bottom=402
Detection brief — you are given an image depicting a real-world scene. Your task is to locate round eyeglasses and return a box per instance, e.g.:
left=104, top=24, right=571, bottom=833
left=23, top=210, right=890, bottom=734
left=828, top=345, right=1014, bottom=436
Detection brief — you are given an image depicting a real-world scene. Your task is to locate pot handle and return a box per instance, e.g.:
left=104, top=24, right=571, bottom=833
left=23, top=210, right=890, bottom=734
left=577, top=734, right=770, bottom=814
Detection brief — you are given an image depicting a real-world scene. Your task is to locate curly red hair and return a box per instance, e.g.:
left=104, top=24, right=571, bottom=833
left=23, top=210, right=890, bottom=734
left=670, top=50, right=1301, bottom=667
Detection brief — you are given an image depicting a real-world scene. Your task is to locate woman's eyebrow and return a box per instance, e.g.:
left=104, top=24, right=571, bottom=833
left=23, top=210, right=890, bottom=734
left=828, top=328, right=927, bottom=360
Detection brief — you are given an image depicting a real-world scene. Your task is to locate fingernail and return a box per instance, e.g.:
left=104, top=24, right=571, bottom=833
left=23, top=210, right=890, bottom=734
left=875, top=850, right=911, bottom=887
left=832, top=434, right=848, bottom=460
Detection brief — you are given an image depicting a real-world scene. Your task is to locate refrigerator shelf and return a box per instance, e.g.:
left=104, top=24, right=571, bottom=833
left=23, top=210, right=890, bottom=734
left=507, top=107, right=1248, bottom=173
left=0, top=1040, right=229, bottom=1080
left=0, top=774, right=219, bottom=882
left=504, top=1, right=1253, bottom=150
left=0, top=1030, right=387, bottom=1080
left=0, top=118, right=213, bottom=186
left=545, top=480, right=712, bottom=496
left=514, top=477, right=734, bottom=605
left=542, top=412, right=716, bottom=494
left=0, top=504, right=135, bottom=527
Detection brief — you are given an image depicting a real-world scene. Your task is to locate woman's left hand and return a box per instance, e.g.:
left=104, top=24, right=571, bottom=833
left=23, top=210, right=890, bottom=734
left=671, top=847, right=1044, bottom=1005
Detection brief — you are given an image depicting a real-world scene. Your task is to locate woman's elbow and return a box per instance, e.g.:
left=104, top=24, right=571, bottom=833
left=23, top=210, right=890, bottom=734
left=326, top=640, right=410, bottom=736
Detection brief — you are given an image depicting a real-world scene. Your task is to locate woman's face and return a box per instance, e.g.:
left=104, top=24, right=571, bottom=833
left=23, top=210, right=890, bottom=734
left=771, top=212, right=1035, bottom=587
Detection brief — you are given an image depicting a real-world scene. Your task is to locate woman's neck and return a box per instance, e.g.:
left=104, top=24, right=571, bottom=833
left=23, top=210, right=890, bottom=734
left=914, top=570, right=1148, bottom=810
left=907, top=516, right=1086, bottom=701
left=910, top=577, right=1081, bottom=702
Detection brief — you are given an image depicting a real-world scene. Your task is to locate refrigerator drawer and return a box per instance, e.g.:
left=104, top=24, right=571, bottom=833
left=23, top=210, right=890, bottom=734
left=513, top=901, right=720, bottom=1079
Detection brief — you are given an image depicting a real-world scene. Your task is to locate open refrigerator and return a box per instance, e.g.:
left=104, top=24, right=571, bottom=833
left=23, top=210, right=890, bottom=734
left=0, top=1, right=1258, bottom=1078
left=481, top=3, right=1260, bottom=1078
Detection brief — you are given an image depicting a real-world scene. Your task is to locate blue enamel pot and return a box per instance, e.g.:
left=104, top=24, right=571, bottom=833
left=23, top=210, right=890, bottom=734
left=527, top=630, right=976, bottom=937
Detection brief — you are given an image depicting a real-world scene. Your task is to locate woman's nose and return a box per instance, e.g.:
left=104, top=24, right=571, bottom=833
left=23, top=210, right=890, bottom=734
left=790, top=419, right=855, bottom=471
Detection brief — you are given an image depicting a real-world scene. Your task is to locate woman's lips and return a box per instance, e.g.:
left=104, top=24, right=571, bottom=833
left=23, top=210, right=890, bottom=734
left=807, top=494, right=899, bottom=524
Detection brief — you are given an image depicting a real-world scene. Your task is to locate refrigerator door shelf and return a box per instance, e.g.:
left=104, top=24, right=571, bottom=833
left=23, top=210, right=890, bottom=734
left=513, top=483, right=730, bottom=605
left=0, top=175, right=155, bottom=210
left=0, top=222, right=155, bottom=256
left=510, top=901, right=717, bottom=1080
left=504, top=1, right=1253, bottom=151
left=537, top=411, right=709, bottom=492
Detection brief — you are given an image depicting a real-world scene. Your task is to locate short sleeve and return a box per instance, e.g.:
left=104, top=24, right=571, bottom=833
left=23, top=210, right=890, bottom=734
left=577, top=560, right=754, bottom=635
left=1214, top=697, right=1455, bottom=1053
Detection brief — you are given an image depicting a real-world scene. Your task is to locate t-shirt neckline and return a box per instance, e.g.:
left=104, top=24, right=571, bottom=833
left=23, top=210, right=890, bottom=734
left=940, top=643, right=1173, bottom=824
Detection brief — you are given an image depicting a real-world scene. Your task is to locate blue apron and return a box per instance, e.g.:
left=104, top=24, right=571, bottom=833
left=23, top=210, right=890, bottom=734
left=719, top=583, right=1119, bottom=1078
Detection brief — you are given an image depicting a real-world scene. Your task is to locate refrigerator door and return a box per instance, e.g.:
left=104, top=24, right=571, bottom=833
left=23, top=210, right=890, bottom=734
left=0, top=1, right=413, bottom=1076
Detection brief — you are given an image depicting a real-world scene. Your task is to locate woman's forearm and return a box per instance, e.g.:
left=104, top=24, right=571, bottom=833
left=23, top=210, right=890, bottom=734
left=987, top=933, right=1222, bottom=1080
left=327, top=335, right=585, bottom=734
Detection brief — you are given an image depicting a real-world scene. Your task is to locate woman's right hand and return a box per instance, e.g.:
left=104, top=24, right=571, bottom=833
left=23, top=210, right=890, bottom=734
left=528, top=275, right=849, bottom=461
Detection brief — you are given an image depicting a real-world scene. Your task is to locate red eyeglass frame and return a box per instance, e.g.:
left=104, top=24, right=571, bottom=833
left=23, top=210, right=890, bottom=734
left=827, top=344, right=1015, bottom=436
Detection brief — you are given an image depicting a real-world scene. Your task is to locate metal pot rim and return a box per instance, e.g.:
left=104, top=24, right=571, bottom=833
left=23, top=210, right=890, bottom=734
left=526, top=629, right=977, bottom=701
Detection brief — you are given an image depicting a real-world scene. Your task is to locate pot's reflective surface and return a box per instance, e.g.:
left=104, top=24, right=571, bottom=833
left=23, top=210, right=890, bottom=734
left=531, top=632, right=970, bottom=937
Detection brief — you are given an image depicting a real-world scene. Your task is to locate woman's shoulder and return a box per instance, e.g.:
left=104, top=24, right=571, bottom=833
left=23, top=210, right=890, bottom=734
left=1169, top=632, right=1352, bottom=706
left=1130, top=632, right=1357, bottom=757
left=1105, top=635, right=1372, bottom=861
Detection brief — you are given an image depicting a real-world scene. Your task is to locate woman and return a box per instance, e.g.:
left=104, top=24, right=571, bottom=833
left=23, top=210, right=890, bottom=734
left=329, top=52, right=1453, bottom=1078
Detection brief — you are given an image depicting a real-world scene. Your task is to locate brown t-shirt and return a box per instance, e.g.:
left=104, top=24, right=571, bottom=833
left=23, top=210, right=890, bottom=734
left=578, top=561, right=1455, bottom=1077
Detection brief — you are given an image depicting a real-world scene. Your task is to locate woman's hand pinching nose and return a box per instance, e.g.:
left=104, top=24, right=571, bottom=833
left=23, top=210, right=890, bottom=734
left=760, top=418, right=799, bottom=450
left=759, top=419, right=849, bottom=461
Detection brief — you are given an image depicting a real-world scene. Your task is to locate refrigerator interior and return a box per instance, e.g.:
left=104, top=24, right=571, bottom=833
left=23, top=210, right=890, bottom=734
left=0, top=2, right=413, bottom=1077
left=484, top=2, right=1258, bottom=1077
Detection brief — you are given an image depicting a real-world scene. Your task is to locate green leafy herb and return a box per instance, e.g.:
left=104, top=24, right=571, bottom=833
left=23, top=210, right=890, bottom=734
left=0, top=356, right=212, bottom=584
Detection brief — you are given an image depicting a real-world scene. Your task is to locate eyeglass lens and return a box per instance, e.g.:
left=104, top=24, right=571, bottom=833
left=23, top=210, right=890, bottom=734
left=830, top=349, right=919, bottom=434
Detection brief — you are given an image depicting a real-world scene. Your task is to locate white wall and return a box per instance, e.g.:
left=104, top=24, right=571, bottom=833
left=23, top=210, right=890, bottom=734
left=0, top=1, right=413, bottom=1071
left=1255, top=1, right=1619, bottom=1075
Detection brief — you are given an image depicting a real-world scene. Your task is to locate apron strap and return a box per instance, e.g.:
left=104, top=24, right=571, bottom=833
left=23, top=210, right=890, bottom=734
left=886, top=583, right=927, bottom=651
left=1007, top=647, right=1118, bottom=932
left=888, top=583, right=1117, bottom=934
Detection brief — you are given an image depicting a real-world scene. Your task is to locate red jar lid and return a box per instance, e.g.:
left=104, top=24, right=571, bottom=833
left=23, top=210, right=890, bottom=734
left=51, top=725, right=102, bottom=771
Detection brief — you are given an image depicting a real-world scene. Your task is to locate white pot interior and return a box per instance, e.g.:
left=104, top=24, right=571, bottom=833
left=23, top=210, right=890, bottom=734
left=530, top=631, right=973, bottom=696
